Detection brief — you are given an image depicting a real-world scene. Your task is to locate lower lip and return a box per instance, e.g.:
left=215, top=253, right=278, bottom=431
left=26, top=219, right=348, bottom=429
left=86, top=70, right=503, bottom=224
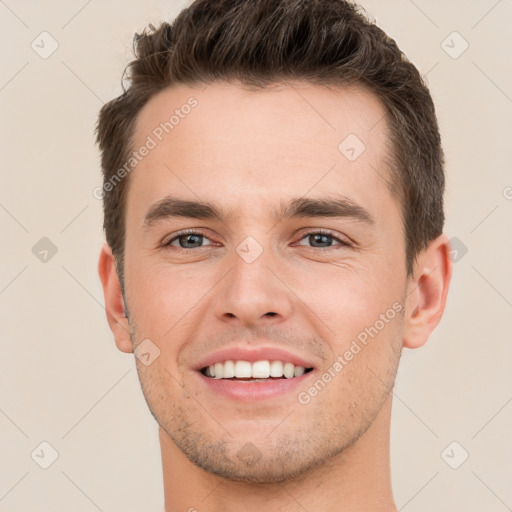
left=195, top=371, right=315, bottom=401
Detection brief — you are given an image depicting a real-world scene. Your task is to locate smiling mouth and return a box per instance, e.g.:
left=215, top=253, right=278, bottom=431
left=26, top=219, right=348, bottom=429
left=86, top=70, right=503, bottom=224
left=200, top=359, right=314, bottom=381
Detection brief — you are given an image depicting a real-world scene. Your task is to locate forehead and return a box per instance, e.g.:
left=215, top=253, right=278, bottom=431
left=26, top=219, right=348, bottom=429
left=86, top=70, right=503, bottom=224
left=128, top=81, right=396, bottom=225
left=133, top=80, right=389, bottom=153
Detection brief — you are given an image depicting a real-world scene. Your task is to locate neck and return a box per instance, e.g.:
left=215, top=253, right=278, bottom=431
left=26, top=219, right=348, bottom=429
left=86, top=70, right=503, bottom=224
left=160, top=394, right=397, bottom=512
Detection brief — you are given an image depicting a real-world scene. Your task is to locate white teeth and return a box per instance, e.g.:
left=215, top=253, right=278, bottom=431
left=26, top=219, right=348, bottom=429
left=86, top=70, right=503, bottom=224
left=223, top=360, right=235, bottom=378
left=294, top=366, right=305, bottom=377
left=283, top=362, right=295, bottom=379
left=203, top=359, right=310, bottom=380
left=214, top=362, right=224, bottom=379
left=252, top=360, right=270, bottom=378
left=269, top=360, right=283, bottom=377
left=234, top=360, right=252, bottom=378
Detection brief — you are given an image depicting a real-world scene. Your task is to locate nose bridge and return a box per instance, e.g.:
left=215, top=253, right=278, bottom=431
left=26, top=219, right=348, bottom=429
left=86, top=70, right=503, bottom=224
left=215, top=233, right=293, bottom=324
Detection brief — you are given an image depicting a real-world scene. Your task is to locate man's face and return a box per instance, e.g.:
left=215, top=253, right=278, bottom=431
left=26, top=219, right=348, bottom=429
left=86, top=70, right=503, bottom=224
left=123, top=81, right=407, bottom=482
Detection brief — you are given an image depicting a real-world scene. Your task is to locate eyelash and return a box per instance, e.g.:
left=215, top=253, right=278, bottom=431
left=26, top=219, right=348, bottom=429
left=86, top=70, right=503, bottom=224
left=162, top=229, right=351, bottom=251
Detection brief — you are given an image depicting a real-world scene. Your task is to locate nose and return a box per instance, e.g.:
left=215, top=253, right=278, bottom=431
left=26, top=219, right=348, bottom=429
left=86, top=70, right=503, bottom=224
left=213, top=241, right=294, bottom=327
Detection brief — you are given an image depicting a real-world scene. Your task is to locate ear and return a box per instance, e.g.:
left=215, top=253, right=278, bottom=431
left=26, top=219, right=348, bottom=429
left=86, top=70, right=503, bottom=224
left=97, top=243, right=133, bottom=353
left=402, top=234, right=453, bottom=349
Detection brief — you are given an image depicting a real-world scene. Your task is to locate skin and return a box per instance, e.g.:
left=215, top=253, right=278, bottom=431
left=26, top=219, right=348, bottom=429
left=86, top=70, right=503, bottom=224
left=98, top=81, right=452, bottom=511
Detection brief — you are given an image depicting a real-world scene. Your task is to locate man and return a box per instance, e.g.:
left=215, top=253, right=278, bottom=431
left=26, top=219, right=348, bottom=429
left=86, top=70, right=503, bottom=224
left=96, top=1, right=452, bottom=510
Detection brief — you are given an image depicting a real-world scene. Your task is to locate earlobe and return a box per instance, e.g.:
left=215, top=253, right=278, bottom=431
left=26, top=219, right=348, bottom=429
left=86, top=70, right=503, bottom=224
left=402, top=234, right=453, bottom=349
left=97, top=243, right=133, bottom=353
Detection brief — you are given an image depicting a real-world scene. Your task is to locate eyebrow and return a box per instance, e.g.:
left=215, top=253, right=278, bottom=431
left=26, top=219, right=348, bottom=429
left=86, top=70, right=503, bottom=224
left=142, top=194, right=375, bottom=231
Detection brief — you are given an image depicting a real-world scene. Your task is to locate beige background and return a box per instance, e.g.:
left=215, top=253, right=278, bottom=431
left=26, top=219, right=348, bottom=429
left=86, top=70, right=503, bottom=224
left=1, top=0, right=511, bottom=510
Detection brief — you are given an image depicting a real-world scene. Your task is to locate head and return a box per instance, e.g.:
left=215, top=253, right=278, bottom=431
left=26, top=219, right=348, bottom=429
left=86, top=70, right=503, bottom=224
left=97, top=0, right=451, bottom=483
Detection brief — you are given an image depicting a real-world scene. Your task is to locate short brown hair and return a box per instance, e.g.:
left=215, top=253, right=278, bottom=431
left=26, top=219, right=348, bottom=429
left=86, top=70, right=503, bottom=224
left=96, top=0, right=445, bottom=291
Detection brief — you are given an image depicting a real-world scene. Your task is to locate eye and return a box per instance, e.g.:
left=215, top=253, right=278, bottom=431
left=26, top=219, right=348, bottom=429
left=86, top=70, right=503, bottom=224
left=163, top=230, right=215, bottom=249
left=296, top=231, right=350, bottom=249
left=162, top=229, right=350, bottom=251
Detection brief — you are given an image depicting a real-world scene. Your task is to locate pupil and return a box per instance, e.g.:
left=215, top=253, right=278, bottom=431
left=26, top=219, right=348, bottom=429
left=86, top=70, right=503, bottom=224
left=311, top=234, right=331, bottom=247
left=181, top=234, right=202, bottom=248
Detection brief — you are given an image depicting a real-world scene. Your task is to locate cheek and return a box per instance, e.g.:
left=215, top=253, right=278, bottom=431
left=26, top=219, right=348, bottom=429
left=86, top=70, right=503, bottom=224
left=126, top=260, right=222, bottom=349
left=295, top=261, right=404, bottom=372
left=293, top=260, right=398, bottom=328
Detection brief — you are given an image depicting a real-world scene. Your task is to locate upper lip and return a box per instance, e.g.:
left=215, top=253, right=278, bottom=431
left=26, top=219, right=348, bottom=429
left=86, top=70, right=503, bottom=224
left=194, top=345, right=317, bottom=371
